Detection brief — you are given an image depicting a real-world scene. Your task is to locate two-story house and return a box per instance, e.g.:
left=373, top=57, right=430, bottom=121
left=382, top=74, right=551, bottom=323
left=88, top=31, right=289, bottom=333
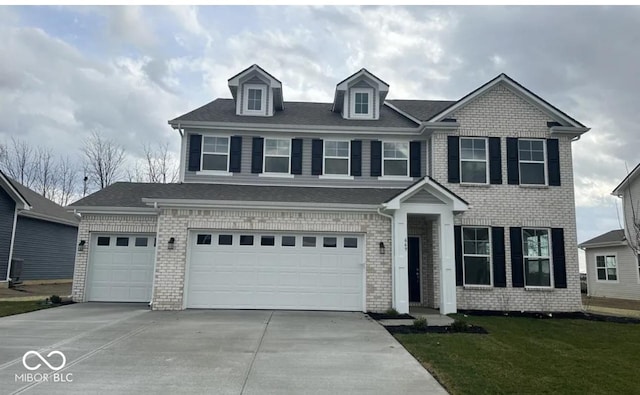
left=69, top=64, right=589, bottom=314
left=579, top=164, right=640, bottom=301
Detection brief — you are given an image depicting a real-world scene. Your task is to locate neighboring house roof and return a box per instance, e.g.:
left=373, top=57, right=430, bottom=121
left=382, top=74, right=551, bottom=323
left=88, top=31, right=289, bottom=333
left=0, top=170, right=29, bottom=210
left=7, top=179, right=80, bottom=227
left=579, top=229, right=627, bottom=248
left=169, top=99, right=420, bottom=128
left=612, top=162, right=640, bottom=197
left=69, top=182, right=406, bottom=210
left=385, top=100, right=457, bottom=121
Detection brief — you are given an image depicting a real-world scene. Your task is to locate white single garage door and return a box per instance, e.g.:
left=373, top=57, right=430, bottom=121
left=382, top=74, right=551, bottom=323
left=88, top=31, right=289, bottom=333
left=186, top=231, right=364, bottom=311
left=87, top=234, right=156, bottom=302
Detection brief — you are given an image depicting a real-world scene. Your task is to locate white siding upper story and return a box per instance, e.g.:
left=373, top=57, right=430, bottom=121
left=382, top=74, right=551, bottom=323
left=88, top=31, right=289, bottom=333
left=621, top=175, right=640, bottom=247
left=585, top=244, right=640, bottom=301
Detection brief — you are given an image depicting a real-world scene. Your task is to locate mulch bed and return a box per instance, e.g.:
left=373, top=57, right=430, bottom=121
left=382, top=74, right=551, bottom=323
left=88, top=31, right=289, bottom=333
left=367, top=312, right=414, bottom=320
left=459, top=310, right=640, bottom=324
left=386, top=324, right=488, bottom=335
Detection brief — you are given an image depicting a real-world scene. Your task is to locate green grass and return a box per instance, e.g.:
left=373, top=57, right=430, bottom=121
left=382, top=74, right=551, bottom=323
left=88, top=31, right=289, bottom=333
left=395, top=314, right=640, bottom=394
left=0, top=300, right=54, bottom=317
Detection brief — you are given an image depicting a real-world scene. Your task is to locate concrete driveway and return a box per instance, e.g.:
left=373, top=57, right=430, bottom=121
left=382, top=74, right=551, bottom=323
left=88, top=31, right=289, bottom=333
left=0, top=304, right=447, bottom=394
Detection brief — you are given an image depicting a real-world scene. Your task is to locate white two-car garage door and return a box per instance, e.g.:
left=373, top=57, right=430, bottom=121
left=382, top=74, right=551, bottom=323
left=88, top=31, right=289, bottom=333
left=87, top=234, right=156, bottom=302
left=186, top=232, right=364, bottom=311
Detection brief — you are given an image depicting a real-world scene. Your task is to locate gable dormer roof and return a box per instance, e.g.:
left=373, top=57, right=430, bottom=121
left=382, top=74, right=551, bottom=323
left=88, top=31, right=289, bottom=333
left=332, top=68, right=389, bottom=114
left=227, top=64, right=284, bottom=112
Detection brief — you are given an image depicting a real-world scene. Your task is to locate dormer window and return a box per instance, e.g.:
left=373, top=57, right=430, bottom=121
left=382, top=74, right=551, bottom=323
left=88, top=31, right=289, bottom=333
left=243, top=84, right=267, bottom=115
left=350, top=88, right=373, bottom=118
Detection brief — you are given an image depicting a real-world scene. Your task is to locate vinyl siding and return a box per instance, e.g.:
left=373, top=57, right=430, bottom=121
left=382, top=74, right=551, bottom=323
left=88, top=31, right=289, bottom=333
left=12, top=216, right=78, bottom=280
left=621, top=176, right=640, bottom=246
left=0, top=188, right=15, bottom=281
left=585, top=244, right=640, bottom=300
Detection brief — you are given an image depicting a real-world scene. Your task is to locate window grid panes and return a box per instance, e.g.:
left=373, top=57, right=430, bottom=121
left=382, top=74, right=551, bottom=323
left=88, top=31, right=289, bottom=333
left=383, top=142, right=409, bottom=176
left=218, top=235, right=233, bottom=245
left=116, top=237, right=129, bottom=247
left=462, top=227, right=491, bottom=285
left=261, top=236, right=275, bottom=246
left=264, top=139, right=290, bottom=173
left=519, top=139, right=546, bottom=185
left=302, top=237, right=316, bottom=247
left=197, top=234, right=212, bottom=245
left=134, top=237, right=148, bottom=247
left=240, top=235, right=254, bottom=246
left=460, top=138, right=487, bottom=184
left=323, top=237, right=337, bottom=248
left=282, top=236, right=296, bottom=247
left=354, top=92, right=369, bottom=114
left=247, top=88, right=262, bottom=111
left=344, top=237, right=358, bottom=248
left=97, top=237, right=110, bottom=246
left=522, top=228, right=551, bottom=287
left=201, top=136, right=229, bottom=171
left=596, top=255, right=618, bottom=281
left=324, top=140, right=350, bottom=175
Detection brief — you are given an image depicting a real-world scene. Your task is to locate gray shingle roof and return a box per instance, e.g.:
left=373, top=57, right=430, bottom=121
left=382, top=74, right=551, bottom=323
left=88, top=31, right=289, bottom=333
left=579, top=229, right=626, bottom=248
left=386, top=100, right=457, bottom=121
left=7, top=178, right=79, bottom=226
left=69, top=182, right=405, bottom=208
left=170, top=99, right=420, bottom=128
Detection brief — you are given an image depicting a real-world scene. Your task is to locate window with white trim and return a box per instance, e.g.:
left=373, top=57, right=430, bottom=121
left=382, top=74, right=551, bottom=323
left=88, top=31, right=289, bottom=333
left=243, top=84, right=266, bottom=114
left=596, top=254, right=618, bottom=281
left=519, top=139, right=547, bottom=185
left=462, top=227, right=492, bottom=286
left=264, top=138, right=290, bottom=174
left=324, top=140, right=350, bottom=175
left=383, top=142, right=409, bottom=176
left=522, top=228, right=551, bottom=287
left=460, top=138, right=488, bottom=184
left=201, top=136, right=229, bottom=171
left=350, top=88, right=373, bottom=118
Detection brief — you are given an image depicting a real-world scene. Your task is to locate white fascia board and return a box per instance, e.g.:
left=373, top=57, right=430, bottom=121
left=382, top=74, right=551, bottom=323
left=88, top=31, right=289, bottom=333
left=18, top=210, right=79, bottom=227
left=67, top=206, right=159, bottom=215
left=550, top=126, right=591, bottom=137
left=612, top=163, right=640, bottom=196
left=579, top=241, right=628, bottom=249
left=140, top=198, right=379, bottom=212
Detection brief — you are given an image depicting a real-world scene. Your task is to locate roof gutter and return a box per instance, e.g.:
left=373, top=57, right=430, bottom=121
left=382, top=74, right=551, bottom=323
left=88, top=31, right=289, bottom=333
left=578, top=241, right=627, bottom=249
left=550, top=126, right=590, bottom=140
left=141, top=198, right=379, bottom=212
left=18, top=210, right=79, bottom=227
left=67, top=206, right=159, bottom=215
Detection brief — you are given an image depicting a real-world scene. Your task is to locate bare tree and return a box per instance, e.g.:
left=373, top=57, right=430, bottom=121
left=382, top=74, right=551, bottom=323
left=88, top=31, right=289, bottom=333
left=56, top=157, right=78, bottom=206
left=125, top=159, right=145, bottom=183
left=82, top=131, right=126, bottom=190
left=34, top=147, right=57, bottom=199
left=0, top=137, right=37, bottom=188
left=142, top=142, right=179, bottom=183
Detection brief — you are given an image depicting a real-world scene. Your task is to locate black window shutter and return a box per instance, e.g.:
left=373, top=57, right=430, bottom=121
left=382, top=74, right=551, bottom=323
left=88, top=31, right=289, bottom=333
left=291, top=139, right=303, bottom=175
left=188, top=134, right=202, bottom=172
left=506, top=137, right=519, bottom=185
left=489, top=137, right=502, bottom=184
left=492, top=227, right=506, bottom=287
left=370, top=141, right=382, bottom=177
left=311, top=139, right=323, bottom=175
left=351, top=140, right=362, bottom=176
left=410, top=141, right=421, bottom=178
left=447, top=136, right=460, bottom=183
left=510, top=227, right=524, bottom=287
left=547, top=139, right=561, bottom=186
left=454, top=226, right=463, bottom=286
left=251, top=137, right=264, bottom=174
left=552, top=228, right=567, bottom=288
left=229, top=136, right=242, bottom=173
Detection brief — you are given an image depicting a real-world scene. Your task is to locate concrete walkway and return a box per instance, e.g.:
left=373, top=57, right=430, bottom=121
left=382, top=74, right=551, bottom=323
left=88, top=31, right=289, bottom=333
left=0, top=304, right=447, bottom=394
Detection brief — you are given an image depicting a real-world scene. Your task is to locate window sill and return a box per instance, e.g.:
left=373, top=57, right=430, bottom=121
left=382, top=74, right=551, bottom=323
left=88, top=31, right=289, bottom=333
left=241, top=110, right=267, bottom=117
left=196, top=170, right=232, bottom=176
left=460, top=183, right=490, bottom=188
left=378, top=176, right=412, bottom=181
left=524, top=286, right=554, bottom=292
left=259, top=173, right=295, bottom=179
left=595, top=280, right=619, bottom=284
left=519, top=184, right=549, bottom=189
left=319, top=175, right=354, bottom=180
left=463, top=285, right=493, bottom=290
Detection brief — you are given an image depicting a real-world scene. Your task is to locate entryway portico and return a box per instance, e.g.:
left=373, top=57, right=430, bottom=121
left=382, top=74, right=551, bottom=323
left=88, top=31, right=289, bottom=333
left=380, top=177, right=469, bottom=315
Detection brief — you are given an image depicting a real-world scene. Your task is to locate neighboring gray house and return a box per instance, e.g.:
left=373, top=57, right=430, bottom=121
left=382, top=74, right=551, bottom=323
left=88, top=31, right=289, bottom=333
left=69, top=65, right=589, bottom=314
left=580, top=164, right=640, bottom=301
left=0, top=170, right=79, bottom=286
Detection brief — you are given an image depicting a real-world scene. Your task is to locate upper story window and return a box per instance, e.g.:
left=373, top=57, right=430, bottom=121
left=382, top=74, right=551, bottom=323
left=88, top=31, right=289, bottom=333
left=383, top=142, right=409, bottom=176
left=522, top=228, right=551, bottom=287
left=596, top=254, right=618, bottom=281
left=460, top=137, right=488, bottom=184
left=350, top=88, right=373, bottom=118
left=324, top=140, right=350, bottom=175
left=519, top=139, right=547, bottom=185
left=462, top=227, right=492, bottom=286
left=202, top=136, right=229, bottom=171
left=264, top=138, right=290, bottom=174
left=243, top=84, right=266, bottom=115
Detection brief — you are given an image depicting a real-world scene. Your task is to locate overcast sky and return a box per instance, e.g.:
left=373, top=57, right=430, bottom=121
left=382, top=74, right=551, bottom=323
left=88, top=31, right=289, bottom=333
left=1, top=5, right=638, bottom=269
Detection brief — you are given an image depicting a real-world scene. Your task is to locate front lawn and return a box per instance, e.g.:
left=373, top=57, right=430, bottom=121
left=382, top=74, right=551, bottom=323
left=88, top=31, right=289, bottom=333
left=0, top=300, right=54, bottom=317
left=395, top=315, right=640, bottom=394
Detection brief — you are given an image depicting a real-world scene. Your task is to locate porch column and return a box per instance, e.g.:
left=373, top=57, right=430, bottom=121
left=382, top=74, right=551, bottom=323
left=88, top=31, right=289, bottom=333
left=439, top=211, right=457, bottom=314
left=393, top=210, right=409, bottom=314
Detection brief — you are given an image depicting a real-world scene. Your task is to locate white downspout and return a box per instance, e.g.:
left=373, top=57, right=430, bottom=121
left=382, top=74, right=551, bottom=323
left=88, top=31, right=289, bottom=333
left=377, top=206, right=395, bottom=309
left=148, top=202, right=161, bottom=308
left=5, top=207, right=18, bottom=283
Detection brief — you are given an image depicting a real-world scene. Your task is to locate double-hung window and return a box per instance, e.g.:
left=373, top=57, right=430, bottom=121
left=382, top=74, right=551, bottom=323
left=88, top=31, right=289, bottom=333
left=324, top=140, right=350, bottom=175
left=596, top=255, right=618, bottom=281
left=522, top=228, right=551, bottom=287
left=201, top=136, right=229, bottom=172
left=382, top=142, right=409, bottom=176
left=519, top=139, right=546, bottom=185
left=243, top=84, right=266, bottom=114
left=264, top=138, right=291, bottom=174
left=350, top=88, right=373, bottom=118
left=462, top=227, right=492, bottom=286
left=460, top=138, right=488, bottom=183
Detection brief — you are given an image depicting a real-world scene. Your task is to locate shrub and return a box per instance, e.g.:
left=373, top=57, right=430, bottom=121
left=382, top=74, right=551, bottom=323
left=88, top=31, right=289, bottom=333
left=49, top=295, right=62, bottom=305
left=451, top=318, right=470, bottom=332
left=385, top=307, right=399, bottom=316
left=413, top=317, right=428, bottom=330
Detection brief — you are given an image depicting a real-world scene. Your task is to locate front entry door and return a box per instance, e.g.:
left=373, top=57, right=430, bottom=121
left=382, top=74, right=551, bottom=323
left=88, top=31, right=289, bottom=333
left=408, top=237, right=421, bottom=303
